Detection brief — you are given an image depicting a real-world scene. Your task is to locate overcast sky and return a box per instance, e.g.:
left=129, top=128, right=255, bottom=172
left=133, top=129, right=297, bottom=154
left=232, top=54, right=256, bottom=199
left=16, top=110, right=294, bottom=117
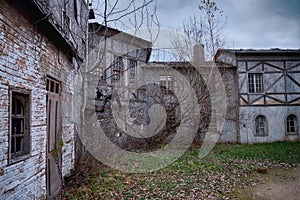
left=154, top=0, right=300, bottom=49
left=93, top=0, right=300, bottom=49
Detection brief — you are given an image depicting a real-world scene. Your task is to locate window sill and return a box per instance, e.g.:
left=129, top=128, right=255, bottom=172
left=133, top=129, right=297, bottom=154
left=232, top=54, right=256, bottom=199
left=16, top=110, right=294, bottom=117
left=249, top=92, right=264, bottom=95
left=286, top=133, right=299, bottom=136
left=254, top=134, right=268, bottom=137
left=9, top=154, right=31, bottom=165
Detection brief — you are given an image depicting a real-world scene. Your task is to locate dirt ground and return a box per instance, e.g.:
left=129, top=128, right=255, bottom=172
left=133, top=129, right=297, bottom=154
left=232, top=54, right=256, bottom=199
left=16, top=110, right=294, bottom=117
left=239, top=167, right=300, bottom=200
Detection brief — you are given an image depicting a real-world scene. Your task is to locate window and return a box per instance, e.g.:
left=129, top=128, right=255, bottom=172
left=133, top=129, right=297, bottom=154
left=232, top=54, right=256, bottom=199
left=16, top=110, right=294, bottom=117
left=82, top=39, right=86, bottom=57
left=128, top=59, right=137, bottom=80
left=137, top=88, right=146, bottom=102
left=10, top=91, right=30, bottom=161
left=73, top=0, right=78, bottom=23
left=62, top=11, right=71, bottom=37
left=46, top=78, right=61, bottom=94
left=255, top=115, right=267, bottom=136
left=112, top=56, right=123, bottom=83
left=286, top=114, right=297, bottom=134
left=248, top=73, right=263, bottom=93
left=160, top=75, right=174, bottom=94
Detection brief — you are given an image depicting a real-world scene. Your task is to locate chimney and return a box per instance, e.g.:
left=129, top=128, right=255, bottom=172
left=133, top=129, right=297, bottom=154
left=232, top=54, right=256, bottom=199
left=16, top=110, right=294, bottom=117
left=193, top=44, right=205, bottom=65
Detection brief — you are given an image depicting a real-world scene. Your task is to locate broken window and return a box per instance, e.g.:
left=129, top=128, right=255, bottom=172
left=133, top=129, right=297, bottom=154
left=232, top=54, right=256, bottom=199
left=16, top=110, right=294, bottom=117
left=286, top=114, right=297, bottom=135
left=248, top=73, right=263, bottom=93
left=255, top=115, right=267, bottom=136
left=10, top=90, right=31, bottom=162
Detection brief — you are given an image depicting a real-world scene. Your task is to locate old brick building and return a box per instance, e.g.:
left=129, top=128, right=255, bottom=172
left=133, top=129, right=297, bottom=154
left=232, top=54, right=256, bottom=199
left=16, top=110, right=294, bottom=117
left=0, top=0, right=88, bottom=199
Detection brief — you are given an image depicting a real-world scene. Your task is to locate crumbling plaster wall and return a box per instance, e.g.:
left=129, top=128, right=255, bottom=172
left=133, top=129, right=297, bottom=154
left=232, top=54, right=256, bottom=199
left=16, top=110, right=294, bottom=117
left=217, top=64, right=239, bottom=143
left=239, top=106, right=300, bottom=144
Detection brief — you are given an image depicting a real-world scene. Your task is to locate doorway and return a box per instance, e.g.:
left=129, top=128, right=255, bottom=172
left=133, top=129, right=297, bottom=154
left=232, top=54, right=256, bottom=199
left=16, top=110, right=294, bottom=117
left=46, top=77, right=62, bottom=199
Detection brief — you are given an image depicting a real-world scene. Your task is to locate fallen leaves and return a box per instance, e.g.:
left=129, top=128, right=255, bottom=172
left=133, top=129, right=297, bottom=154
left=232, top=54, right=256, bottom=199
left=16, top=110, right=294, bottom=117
left=62, top=142, right=300, bottom=199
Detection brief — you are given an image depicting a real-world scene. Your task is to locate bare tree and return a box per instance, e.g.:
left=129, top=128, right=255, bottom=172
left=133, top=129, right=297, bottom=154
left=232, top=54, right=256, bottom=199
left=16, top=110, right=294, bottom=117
left=90, top=0, right=159, bottom=30
left=173, top=0, right=227, bottom=60
left=199, top=0, right=226, bottom=59
left=171, top=15, right=204, bottom=61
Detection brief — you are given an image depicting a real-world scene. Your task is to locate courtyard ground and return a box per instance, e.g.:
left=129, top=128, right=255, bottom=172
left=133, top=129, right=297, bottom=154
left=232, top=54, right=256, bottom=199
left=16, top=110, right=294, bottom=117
left=235, top=166, right=300, bottom=200
left=62, top=142, right=300, bottom=199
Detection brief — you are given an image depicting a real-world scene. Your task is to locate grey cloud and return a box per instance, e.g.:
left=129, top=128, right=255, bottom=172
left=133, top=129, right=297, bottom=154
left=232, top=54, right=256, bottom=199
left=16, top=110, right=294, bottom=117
left=98, top=0, right=300, bottom=49
left=215, top=0, right=300, bottom=48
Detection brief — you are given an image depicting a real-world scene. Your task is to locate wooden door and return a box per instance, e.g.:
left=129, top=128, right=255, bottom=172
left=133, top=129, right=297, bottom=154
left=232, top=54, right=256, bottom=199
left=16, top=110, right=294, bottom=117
left=46, top=77, right=62, bottom=199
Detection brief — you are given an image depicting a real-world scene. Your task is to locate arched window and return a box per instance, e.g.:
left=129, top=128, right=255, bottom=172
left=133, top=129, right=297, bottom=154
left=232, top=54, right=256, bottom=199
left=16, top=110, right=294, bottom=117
left=286, top=115, right=298, bottom=135
left=255, top=115, right=267, bottom=136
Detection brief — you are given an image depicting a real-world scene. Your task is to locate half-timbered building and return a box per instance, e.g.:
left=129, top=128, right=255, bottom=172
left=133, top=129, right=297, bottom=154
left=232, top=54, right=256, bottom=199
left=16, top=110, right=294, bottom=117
left=215, top=49, right=300, bottom=143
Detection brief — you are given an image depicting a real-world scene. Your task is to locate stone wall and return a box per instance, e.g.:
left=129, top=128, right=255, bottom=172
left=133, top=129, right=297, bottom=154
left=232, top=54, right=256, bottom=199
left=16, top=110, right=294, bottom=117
left=0, top=1, right=78, bottom=199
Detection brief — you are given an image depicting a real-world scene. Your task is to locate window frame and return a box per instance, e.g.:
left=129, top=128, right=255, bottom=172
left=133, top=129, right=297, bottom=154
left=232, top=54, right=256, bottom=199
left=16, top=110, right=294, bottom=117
left=160, top=75, right=174, bottom=94
left=248, top=73, right=263, bottom=93
left=9, top=88, right=31, bottom=164
left=128, top=59, right=137, bottom=80
left=62, top=10, right=71, bottom=38
left=254, top=115, right=268, bottom=136
left=137, top=88, right=146, bottom=102
left=112, top=56, right=123, bottom=83
left=286, top=114, right=298, bottom=135
left=73, top=0, right=78, bottom=23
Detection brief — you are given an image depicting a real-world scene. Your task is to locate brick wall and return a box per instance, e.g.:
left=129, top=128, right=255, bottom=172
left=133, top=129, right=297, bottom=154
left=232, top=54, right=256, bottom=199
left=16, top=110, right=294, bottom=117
left=0, top=1, right=77, bottom=199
